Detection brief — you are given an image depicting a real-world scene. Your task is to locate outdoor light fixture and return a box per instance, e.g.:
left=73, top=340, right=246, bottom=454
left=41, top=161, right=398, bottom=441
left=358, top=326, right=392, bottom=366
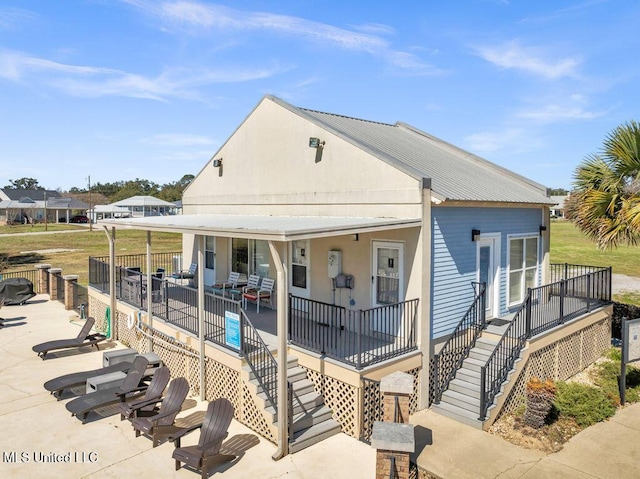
left=309, top=137, right=325, bottom=148
left=471, top=229, right=481, bottom=242
left=540, top=225, right=547, bottom=235
left=351, top=233, right=359, bottom=241
left=212, top=158, right=223, bottom=167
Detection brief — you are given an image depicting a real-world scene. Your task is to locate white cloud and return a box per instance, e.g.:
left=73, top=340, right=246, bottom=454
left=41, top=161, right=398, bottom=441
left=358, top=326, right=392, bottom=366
left=141, top=133, right=214, bottom=146
left=516, top=94, right=609, bottom=123
left=474, top=40, right=580, bottom=79
left=0, top=49, right=283, bottom=101
left=121, top=0, right=442, bottom=75
left=464, top=128, right=543, bottom=154
left=0, top=7, right=36, bottom=30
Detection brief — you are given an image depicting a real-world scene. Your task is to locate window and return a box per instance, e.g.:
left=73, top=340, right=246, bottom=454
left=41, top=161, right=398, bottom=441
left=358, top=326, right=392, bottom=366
left=205, top=236, right=215, bottom=269
left=508, top=236, right=539, bottom=305
left=291, top=240, right=308, bottom=289
left=231, top=238, right=271, bottom=278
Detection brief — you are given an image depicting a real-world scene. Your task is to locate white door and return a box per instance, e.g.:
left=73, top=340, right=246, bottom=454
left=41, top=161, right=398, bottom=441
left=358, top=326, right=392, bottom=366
left=204, top=236, right=215, bottom=285
left=477, top=235, right=499, bottom=318
left=371, top=241, right=404, bottom=334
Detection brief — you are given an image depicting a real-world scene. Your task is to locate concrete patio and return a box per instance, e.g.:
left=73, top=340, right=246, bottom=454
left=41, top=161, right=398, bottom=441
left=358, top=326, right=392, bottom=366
left=0, top=295, right=375, bottom=478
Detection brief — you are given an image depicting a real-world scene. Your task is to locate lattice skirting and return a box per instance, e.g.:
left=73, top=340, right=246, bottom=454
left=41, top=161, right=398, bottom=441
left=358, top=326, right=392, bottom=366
left=498, top=316, right=611, bottom=419
left=301, top=365, right=420, bottom=441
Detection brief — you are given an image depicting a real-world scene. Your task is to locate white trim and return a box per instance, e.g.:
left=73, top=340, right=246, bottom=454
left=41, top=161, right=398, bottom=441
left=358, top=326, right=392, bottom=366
left=289, top=239, right=310, bottom=299
left=476, top=232, right=501, bottom=319
left=506, top=233, right=540, bottom=307
left=371, top=240, right=405, bottom=308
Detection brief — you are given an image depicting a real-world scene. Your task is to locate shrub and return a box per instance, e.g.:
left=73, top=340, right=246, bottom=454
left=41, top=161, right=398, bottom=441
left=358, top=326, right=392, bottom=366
left=523, top=377, right=556, bottom=428
left=554, top=382, right=616, bottom=427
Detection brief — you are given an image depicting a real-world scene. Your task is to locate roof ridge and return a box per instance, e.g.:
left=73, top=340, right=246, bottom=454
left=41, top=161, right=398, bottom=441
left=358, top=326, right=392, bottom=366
left=299, top=107, right=395, bottom=128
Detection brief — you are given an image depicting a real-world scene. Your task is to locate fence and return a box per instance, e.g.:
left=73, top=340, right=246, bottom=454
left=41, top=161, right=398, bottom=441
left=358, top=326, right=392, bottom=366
left=0, top=269, right=40, bottom=293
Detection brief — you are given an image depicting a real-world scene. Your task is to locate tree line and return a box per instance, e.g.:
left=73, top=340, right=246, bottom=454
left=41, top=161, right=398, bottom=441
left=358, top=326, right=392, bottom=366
left=4, top=175, right=195, bottom=204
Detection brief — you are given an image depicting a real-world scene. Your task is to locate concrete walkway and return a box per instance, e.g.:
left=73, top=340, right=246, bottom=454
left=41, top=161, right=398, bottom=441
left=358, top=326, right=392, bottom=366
left=0, top=296, right=375, bottom=478
left=412, top=403, right=640, bottom=478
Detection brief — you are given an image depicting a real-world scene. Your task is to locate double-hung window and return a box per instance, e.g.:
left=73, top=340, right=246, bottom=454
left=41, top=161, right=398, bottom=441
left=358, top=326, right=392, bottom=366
left=508, top=236, right=539, bottom=305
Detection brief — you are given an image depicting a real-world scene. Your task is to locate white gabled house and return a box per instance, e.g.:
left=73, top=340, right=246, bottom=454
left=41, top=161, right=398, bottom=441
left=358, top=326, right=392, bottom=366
left=91, top=95, right=612, bottom=455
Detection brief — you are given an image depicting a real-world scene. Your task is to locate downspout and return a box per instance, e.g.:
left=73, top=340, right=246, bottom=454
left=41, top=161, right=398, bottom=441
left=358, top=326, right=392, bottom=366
left=102, top=226, right=117, bottom=341
left=146, top=231, right=153, bottom=352
left=269, top=240, right=289, bottom=460
left=197, top=236, right=206, bottom=401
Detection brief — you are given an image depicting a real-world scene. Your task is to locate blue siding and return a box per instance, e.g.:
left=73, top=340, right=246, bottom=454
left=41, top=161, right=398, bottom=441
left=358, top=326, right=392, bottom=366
left=431, top=206, right=542, bottom=339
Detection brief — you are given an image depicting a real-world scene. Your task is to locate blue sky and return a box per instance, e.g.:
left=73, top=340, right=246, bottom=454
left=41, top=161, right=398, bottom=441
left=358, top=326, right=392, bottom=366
left=1, top=0, right=638, bottom=192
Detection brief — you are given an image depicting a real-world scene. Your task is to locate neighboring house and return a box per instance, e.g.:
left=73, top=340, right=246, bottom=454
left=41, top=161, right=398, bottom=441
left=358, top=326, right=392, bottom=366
left=110, top=195, right=177, bottom=217
left=550, top=195, right=569, bottom=218
left=0, top=188, right=88, bottom=224
left=91, top=95, right=612, bottom=454
left=91, top=204, right=132, bottom=221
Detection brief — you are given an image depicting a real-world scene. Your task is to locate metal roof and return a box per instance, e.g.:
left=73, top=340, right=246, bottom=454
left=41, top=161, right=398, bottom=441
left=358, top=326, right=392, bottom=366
left=98, top=214, right=422, bottom=241
left=111, top=195, right=176, bottom=207
left=268, top=96, right=554, bottom=205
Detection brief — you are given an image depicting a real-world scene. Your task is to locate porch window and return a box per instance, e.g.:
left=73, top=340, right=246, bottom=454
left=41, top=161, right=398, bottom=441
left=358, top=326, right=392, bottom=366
left=231, top=238, right=271, bottom=277
left=232, top=238, right=249, bottom=275
left=291, top=240, right=308, bottom=289
left=205, top=236, right=215, bottom=269
left=508, top=236, right=539, bottom=305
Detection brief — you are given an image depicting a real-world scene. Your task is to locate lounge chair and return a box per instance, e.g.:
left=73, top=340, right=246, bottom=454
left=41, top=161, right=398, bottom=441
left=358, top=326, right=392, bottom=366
left=172, top=398, right=236, bottom=478
left=242, top=277, right=275, bottom=313
left=65, top=356, right=149, bottom=423
left=117, top=366, right=171, bottom=420
left=130, top=377, right=190, bottom=447
left=32, top=317, right=107, bottom=359
left=172, top=263, right=197, bottom=280
left=210, top=271, right=241, bottom=297
left=44, top=360, right=136, bottom=400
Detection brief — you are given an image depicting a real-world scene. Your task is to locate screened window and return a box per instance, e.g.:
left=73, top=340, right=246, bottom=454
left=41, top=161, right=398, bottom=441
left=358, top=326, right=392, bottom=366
left=205, top=236, right=215, bottom=269
left=509, top=236, right=539, bottom=305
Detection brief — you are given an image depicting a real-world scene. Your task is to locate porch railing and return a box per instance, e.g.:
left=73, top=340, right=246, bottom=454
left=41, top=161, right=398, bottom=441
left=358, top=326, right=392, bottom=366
left=289, top=295, right=419, bottom=369
left=90, top=252, right=181, bottom=277
left=432, top=282, right=486, bottom=404
left=479, top=264, right=612, bottom=420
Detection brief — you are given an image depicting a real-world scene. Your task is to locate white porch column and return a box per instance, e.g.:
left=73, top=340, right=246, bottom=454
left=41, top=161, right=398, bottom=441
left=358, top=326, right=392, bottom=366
left=103, top=226, right=117, bottom=341
left=197, top=236, right=206, bottom=401
left=269, top=240, right=289, bottom=460
left=419, top=181, right=432, bottom=409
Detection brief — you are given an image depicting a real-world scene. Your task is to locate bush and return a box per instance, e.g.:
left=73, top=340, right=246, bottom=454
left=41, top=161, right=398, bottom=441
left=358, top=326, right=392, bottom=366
left=524, top=378, right=556, bottom=428
left=554, top=382, right=616, bottom=427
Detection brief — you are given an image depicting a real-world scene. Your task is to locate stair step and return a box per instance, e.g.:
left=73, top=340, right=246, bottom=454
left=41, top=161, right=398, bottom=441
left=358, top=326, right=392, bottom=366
left=432, top=402, right=483, bottom=429
left=468, top=348, right=492, bottom=361
left=275, top=405, right=334, bottom=433
left=441, top=389, right=481, bottom=411
left=456, top=368, right=481, bottom=385
left=449, top=378, right=480, bottom=396
left=246, top=365, right=307, bottom=383
left=475, top=337, right=498, bottom=351
left=461, top=357, right=485, bottom=372
left=256, top=378, right=315, bottom=397
left=265, top=391, right=324, bottom=421
left=289, top=419, right=342, bottom=453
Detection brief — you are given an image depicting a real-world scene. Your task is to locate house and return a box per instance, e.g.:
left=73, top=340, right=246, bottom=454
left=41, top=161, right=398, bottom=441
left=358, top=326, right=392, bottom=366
left=90, top=95, right=612, bottom=454
left=550, top=195, right=569, bottom=218
left=0, top=188, right=88, bottom=224
left=110, top=195, right=177, bottom=217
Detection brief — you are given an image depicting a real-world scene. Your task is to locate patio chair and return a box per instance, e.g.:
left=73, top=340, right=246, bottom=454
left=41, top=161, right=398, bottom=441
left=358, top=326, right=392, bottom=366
left=32, top=317, right=107, bottom=359
left=130, top=377, right=190, bottom=447
left=242, top=277, right=275, bottom=313
left=210, top=271, right=241, bottom=297
left=172, top=263, right=197, bottom=280
left=117, top=366, right=171, bottom=420
left=172, top=398, right=236, bottom=478
left=65, top=356, right=150, bottom=424
left=44, top=359, right=137, bottom=400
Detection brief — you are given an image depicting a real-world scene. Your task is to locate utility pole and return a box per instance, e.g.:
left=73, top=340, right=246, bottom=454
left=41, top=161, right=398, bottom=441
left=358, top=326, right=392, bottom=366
left=44, top=190, right=48, bottom=231
left=88, top=175, right=93, bottom=232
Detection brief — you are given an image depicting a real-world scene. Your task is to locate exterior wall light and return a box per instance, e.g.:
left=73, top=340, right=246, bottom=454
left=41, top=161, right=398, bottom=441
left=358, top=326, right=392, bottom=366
left=471, top=229, right=481, bottom=242
left=309, top=137, right=325, bottom=148
left=540, top=225, right=547, bottom=235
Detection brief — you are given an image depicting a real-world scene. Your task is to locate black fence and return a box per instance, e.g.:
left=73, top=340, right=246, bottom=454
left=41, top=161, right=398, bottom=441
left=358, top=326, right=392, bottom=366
left=289, top=295, right=419, bottom=369
left=0, top=269, right=39, bottom=293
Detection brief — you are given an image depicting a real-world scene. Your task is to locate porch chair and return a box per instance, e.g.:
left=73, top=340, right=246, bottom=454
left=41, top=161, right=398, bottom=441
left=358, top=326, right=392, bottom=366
left=172, top=263, right=197, bottom=280
left=210, top=272, right=241, bottom=297
left=229, top=274, right=259, bottom=301
left=172, top=398, right=236, bottom=478
left=242, top=277, right=275, bottom=313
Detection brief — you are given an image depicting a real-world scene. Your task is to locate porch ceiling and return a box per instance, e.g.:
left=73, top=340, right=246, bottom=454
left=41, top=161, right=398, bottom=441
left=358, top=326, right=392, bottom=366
left=97, top=214, right=422, bottom=240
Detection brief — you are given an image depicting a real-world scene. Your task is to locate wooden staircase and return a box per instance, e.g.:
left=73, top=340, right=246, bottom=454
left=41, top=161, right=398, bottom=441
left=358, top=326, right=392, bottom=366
left=241, top=355, right=341, bottom=453
left=432, top=332, right=525, bottom=429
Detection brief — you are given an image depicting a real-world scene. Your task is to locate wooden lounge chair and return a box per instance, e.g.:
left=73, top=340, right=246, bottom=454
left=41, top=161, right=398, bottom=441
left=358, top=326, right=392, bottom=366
left=130, top=377, right=190, bottom=447
left=65, top=356, right=149, bottom=424
left=117, top=366, right=171, bottom=420
left=32, top=317, right=107, bottom=359
left=172, top=398, right=236, bottom=479
left=44, top=360, right=136, bottom=400
left=242, top=277, right=275, bottom=313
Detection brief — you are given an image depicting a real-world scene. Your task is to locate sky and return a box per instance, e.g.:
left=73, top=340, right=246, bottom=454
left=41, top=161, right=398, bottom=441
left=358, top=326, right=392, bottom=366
left=1, top=0, right=639, bottom=192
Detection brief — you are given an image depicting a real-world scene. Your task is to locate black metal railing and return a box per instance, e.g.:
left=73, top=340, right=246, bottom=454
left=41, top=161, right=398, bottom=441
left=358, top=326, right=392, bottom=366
left=289, top=295, right=419, bottom=369
left=0, top=269, right=39, bottom=293
left=432, top=282, right=486, bottom=404
left=479, top=264, right=611, bottom=419
left=55, top=271, right=65, bottom=304
left=72, top=282, right=89, bottom=318
left=91, top=251, right=181, bottom=276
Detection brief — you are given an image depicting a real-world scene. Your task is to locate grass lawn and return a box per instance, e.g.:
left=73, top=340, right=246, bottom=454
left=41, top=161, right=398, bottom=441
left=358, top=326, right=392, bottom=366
left=0, top=224, right=87, bottom=234
left=550, top=220, right=640, bottom=277
left=0, top=228, right=181, bottom=285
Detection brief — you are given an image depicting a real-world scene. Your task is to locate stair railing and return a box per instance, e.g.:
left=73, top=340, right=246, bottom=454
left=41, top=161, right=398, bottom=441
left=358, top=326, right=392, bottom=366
left=433, top=282, right=486, bottom=404
left=240, top=310, right=278, bottom=414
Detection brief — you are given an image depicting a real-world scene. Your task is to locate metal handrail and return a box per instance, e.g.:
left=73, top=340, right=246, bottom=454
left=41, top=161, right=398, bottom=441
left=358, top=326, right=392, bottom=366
left=433, top=282, right=486, bottom=404
left=479, top=265, right=611, bottom=420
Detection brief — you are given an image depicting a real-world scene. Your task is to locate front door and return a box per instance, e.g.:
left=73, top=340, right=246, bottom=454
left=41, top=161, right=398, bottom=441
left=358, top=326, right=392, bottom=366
left=204, top=236, right=215, bottom=285
left=477, top=235, right=499, bottom=318
left=290, top=240, right=310, bottom=299
left=371, top=241, right=404, bottom=334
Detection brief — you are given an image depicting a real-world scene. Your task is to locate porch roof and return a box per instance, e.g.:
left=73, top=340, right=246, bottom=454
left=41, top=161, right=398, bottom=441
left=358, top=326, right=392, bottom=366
left=98, top=214, right=421, bottom=241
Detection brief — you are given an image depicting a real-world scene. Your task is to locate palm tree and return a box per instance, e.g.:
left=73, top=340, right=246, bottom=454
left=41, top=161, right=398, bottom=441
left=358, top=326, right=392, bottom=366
left=570, top=120, right=640, bottom=249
